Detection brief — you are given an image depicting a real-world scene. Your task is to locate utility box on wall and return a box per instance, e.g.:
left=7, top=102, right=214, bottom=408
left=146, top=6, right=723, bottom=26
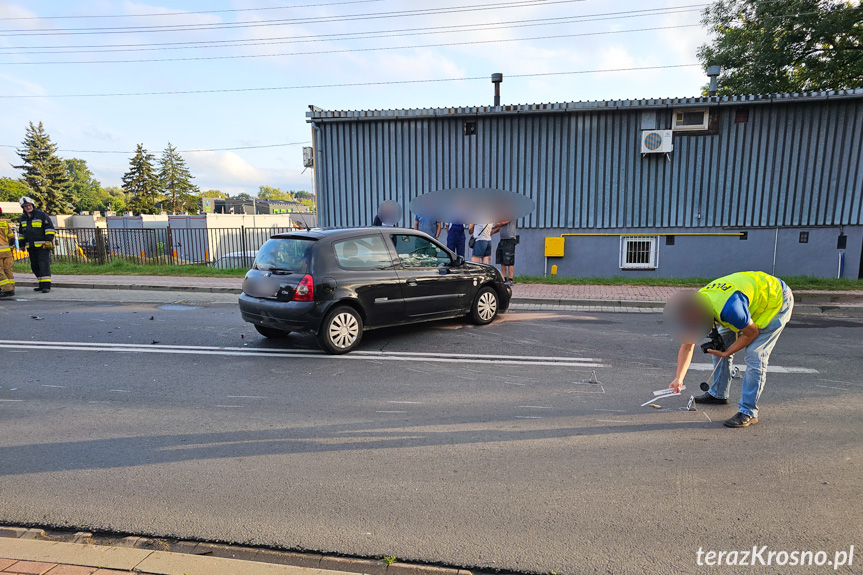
left=545, top=237, right=565, bottom=257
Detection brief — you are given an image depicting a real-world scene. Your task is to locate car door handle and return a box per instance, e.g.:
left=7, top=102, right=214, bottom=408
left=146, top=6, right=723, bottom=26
left=406, top=279, right=418, bottom=286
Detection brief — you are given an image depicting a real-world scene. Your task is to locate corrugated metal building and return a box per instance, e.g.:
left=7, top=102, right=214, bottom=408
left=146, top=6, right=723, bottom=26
left=307, top=89, right=863, bottom=279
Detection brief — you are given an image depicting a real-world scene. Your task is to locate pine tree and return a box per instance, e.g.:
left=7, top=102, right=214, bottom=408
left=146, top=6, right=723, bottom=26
left=13, top=121, right=73, bottom=214
left=122, top=144, right=159, bottom=215
left=158, top=143, right=199, bottom=214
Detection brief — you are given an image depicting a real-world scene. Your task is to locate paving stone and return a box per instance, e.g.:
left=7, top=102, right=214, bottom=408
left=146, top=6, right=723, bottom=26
left=3, top=560, right=56, bottom=574
left=19, top=532, right=46, bottom=541
left=319, top=556, right=387, bottom=575
left=43, top=565, right=96, bottom=575
left=0, top=528, right=28, bottom=539
left=386, top=563, right=459, bottom=575
left=0, top=559, right=19, bottom=570
left=194, top=542, right=259, bottom=562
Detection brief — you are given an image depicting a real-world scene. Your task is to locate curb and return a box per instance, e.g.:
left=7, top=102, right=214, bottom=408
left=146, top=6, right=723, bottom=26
left=16, top=279, right=240, bottom=294
left=0, top=528, right=478, bottom=575
left=11, top=281, right=863, bottom=317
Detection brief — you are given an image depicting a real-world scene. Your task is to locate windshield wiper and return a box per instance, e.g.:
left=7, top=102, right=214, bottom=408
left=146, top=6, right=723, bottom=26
left=258, top=266, right=293, bottom=274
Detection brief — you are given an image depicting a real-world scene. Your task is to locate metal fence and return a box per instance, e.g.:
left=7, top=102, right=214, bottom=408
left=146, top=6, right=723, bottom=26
left=17, top=227, right=299, bottom=268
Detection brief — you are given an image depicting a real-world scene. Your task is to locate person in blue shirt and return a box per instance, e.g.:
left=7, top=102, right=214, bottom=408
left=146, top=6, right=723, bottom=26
left=445, top=222, right=466, bottom=257
left=413, top=215, right=440, bottom=239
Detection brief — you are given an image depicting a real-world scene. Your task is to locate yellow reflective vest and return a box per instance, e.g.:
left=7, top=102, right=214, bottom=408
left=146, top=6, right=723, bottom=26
left=0, top=219, right=14, bottom=256
left=698, top=271, right=785, bottom=330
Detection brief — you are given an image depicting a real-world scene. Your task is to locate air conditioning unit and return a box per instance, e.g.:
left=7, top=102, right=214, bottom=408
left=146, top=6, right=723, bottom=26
left=641, top=130, right=673, bottom=154
left=302, top=146, right=314, bottom=168
left=673, top=108, right=709, bottom=131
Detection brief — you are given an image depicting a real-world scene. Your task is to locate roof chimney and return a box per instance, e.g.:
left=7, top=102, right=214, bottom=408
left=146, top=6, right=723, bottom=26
left=491, top=73, right=503, bottom=106
left=707, top=65, right=721, bottom=97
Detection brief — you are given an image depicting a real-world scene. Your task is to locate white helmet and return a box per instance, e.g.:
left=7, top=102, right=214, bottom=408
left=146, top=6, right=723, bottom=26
left=19, top=196, right=35, bottom=207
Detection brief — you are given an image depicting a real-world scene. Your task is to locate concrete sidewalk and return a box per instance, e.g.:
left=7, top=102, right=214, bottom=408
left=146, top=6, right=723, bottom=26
left=10, top=272, right=863, bottom=314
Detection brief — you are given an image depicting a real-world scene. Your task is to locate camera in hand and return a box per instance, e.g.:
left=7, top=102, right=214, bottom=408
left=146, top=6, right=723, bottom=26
left=700, top=327, right=726, bottom=354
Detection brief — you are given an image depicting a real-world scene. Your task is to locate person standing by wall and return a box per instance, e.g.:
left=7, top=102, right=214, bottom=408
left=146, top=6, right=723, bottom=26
left=18, top=196, right=55, bottom=293
left=0, top=207, right=16, bottom=298
left=468, top=223, right=492, bottom=264
left=445, top=222, right=466, bottom=258
left=413, top=215, right=441, bottom=239
left=494, top=219, right=517, bottom=286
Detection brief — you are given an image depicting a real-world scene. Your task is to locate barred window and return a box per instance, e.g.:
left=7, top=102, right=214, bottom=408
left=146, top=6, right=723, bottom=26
left=619, top=236, right=659, bottom=269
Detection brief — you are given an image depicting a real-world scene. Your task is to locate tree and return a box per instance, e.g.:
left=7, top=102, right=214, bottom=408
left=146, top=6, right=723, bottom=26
left=258, top=185, right=294, bottom=201
left=200, top=189, right=227, bottom=198
left=698, top=0, right=863, bottom=95
left=293, top=190, right=314, bottom=200
left=158, top=143, right=199, bottom=214
left=13, top=121, right=73, bottom=214
left=102, top=186, right=127, bottom=213
left=0, top=177, right=31, bottom=202
left=234, top=192, right=252, bottom=200
left=65, top=158, right=104, bottom=213
left=122, top=144, right=160, bottom=215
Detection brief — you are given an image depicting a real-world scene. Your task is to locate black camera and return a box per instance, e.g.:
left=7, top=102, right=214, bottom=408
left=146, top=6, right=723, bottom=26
left=700, top=327, right=726, bottom=354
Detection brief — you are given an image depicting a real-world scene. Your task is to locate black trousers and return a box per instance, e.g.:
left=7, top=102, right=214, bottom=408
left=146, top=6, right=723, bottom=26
left=28, top=247, right=52, bottom=287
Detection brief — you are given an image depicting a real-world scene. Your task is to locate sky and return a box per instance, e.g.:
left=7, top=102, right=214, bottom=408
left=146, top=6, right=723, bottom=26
left=0, top=0, right=711, bottom=196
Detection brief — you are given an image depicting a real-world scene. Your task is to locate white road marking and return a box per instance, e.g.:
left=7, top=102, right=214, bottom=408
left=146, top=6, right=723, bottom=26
left=42, top=385, right=64, bottom=388
left=815, top=385, right=849, bottom=391
left=388, top=401, right=422, bottom=404
left=515, top=416, right=542, bottom=419
left=689, top=363, right=818, bottom=374
left=110, top=389, right=130, bottom=393
left=216, top=405, right=244, bottom=408
left=596, top=420, right=627, bottom=423
left=0, top=399, right=24, bottom=402
left=227, top=395, right=267, bottom=399
left=518, top=406, right=553, bottom=409
left=376, top=410, right=407, bottom=414
left=0, top=340, right=604, bottom=368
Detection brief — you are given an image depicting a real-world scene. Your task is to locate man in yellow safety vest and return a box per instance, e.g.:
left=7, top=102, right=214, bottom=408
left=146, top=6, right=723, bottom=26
left=666, top=271, right=794, bottom=428
left=0, top=206, right=15, bottom=298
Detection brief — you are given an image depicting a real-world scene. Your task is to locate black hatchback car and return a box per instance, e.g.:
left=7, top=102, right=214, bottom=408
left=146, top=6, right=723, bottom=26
left=238, top=227, right=512, bottom=354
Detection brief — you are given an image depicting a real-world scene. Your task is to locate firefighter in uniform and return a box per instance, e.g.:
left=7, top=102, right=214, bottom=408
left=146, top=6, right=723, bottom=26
left=18, top=196, right=55, bottom=293
left=0, top=206, right=15, bottom=298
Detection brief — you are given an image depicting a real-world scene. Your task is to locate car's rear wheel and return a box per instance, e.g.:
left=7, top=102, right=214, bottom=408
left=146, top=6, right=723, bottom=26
left=318, top=305, right=363, bottom=354
left=254, top=325, right=291, bottom=338
left=470, top=286, right=499, bottom=325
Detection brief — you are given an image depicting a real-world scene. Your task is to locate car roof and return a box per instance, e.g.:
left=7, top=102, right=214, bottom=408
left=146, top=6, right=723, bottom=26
left=270, top=227, right=417, bottom=240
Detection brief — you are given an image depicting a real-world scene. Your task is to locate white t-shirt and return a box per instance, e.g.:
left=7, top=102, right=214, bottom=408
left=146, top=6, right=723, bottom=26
left=472, top=224, right=492, bottom=241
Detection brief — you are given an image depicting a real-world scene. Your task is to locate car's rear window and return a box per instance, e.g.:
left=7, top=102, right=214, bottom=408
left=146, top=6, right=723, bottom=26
left=254, top=238, right=314, bottom=273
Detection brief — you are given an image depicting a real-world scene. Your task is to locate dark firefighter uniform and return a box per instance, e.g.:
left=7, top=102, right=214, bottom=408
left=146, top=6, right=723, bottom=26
left=0, top=213, right=14, bottom=296
left=19, top=208, right=55, bottom=291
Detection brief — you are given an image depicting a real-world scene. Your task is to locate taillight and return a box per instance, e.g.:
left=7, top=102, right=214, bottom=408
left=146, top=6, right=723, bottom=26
left=293, top=274, right=314, bottom=301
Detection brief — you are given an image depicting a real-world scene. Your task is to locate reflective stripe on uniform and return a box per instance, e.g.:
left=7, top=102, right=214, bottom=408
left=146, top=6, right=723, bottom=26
left=0, top=279, right=13, bottom=286
left=30, top=221, right=42, bottom=227
left=38, top=278, right=52, bottom=283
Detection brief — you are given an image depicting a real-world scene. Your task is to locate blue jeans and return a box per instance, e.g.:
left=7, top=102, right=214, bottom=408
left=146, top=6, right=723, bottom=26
left=708, top=287, right=794, bottom=417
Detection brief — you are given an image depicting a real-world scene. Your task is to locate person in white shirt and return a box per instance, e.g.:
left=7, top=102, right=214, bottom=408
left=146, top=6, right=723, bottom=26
left=468, top=223, right=492, bottom=264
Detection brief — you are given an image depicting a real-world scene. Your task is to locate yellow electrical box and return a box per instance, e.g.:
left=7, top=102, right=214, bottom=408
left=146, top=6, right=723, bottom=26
left=544, top=237, right=565, bottom=257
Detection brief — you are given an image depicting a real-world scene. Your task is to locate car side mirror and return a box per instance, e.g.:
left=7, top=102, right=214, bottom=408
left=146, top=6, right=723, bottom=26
left=454, top=255, right=465, bottom=266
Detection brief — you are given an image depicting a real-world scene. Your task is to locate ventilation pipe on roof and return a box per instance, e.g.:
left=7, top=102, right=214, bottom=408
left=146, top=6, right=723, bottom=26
left=707, top=65, right=721, bottom=97
left=492, top=73, right=503, bottom=106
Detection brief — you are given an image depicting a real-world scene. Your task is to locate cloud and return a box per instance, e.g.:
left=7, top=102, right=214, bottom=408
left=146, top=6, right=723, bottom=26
left=186, top=150, right=263, bottom=184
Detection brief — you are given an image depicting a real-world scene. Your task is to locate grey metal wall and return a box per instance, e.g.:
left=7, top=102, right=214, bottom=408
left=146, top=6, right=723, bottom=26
left=311, top=98, right=863, bottom=230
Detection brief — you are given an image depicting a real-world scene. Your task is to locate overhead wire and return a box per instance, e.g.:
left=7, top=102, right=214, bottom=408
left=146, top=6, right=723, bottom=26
left=0, top=5, right=707, bottom=55
left=0, top=142, right=310, bottom=154
left=0, top=63, right=702, bottom=98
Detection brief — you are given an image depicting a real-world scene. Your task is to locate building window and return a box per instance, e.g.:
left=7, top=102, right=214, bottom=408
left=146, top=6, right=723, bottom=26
left=620, top=236, right=659, bottom=270
left=463, top=121, right=477, bottom=136
left=799, top=231, right=809, bottom=244
left=672, top=108, right=709, bottom=131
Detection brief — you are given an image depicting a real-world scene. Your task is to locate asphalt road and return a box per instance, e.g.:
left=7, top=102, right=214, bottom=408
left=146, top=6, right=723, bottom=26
left=1, top=290, right=861, bottom=575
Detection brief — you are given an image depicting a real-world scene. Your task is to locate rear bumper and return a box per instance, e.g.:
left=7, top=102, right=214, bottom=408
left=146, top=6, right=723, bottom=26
left=238, top=293, right=323, bottom=333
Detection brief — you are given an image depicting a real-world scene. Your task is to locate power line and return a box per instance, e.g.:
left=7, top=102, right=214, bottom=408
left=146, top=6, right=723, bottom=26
left=0, top=5, right=707, bottom=54
left=0, top=142, right=310, bottom=154
left=2, top=23, right=702, bottom=65
left=0, top=0, right=586, bottom=36
left=0, top=64, right=701, bottom=99
left=0, top=1, right=385, bottom=21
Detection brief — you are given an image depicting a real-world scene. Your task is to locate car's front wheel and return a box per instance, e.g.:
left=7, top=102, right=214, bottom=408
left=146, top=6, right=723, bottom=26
left=254, top=325, right=291, bottom=338
left=470, top=286, right=499, bottom=325
left=318, top=305, right=364, bottom=354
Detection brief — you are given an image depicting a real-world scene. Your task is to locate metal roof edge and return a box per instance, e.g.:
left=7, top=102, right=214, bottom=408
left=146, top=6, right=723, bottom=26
left=305, top=88, right=863, bottom=121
